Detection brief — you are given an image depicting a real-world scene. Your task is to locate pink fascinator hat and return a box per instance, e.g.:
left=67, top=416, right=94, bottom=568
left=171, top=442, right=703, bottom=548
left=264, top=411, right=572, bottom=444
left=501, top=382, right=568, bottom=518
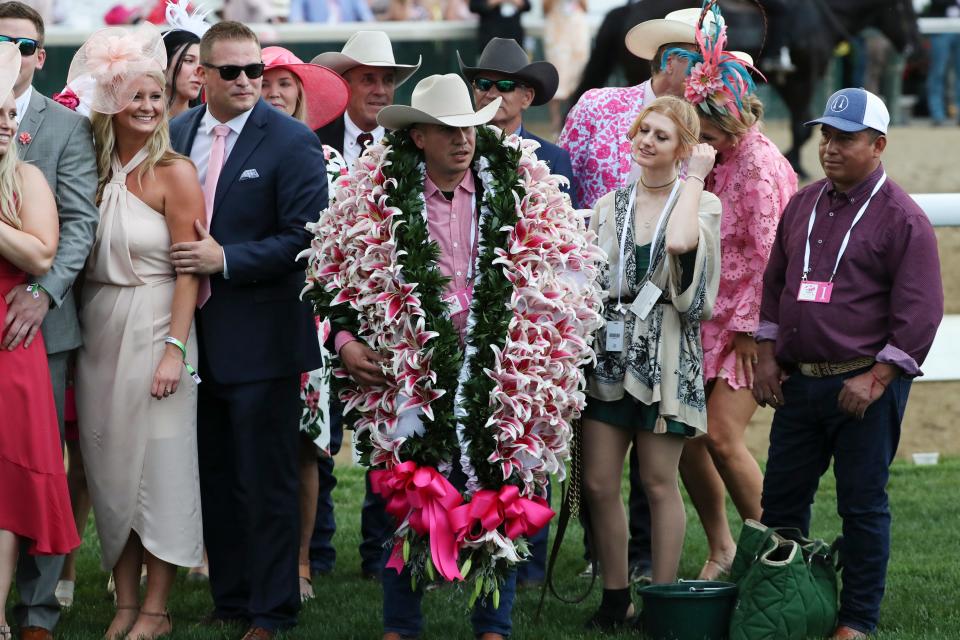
left=664, top=0, right=764, bottom=121
left=262, top=47, right=350, bottom=130
left=0, top=42, right=21, bottom=105
left=67, top=22, right=167, bottom=115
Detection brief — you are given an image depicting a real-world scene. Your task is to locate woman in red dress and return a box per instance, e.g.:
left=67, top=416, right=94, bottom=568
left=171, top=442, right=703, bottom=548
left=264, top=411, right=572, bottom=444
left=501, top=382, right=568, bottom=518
left=0, top=42, right=80, bottom=640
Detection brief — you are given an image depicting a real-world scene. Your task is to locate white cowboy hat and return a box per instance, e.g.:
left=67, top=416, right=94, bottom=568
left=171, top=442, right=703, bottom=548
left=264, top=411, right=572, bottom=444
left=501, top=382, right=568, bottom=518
left=311, top=31, right=421, bottom=87
left=625, top=7, right=725, bottom=60
left=0, top=42, right=21, bottom=104
left=376, top=74, right=501, bottom=131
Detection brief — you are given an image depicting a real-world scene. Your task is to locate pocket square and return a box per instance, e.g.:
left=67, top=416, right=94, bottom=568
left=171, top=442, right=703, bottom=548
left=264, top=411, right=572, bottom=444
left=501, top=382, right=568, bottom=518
left=239, top=169, right=260, bottom=181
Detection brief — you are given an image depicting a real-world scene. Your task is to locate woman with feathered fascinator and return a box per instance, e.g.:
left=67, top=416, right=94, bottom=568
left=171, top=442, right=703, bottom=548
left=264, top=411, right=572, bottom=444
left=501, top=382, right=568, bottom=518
left=661, top=0, right=800, bottom=586
left=163, top=0, right=211, bottom=117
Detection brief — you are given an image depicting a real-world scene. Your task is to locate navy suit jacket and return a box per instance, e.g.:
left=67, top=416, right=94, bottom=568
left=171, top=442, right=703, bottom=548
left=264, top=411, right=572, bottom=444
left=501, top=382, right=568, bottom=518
left=519, top=125, right=579, bottom=209
left=170, top=99, right=325, bottom=385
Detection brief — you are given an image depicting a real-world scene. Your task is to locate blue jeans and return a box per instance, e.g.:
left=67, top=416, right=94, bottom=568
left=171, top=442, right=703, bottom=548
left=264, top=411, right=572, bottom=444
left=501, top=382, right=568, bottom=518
left=518, top=484, right=550, bottom=584
left=760, top=370, right=910, bottom=634
left=382, top=545, right=517, bottom=638
left=926, top=33, right=960, bottom=123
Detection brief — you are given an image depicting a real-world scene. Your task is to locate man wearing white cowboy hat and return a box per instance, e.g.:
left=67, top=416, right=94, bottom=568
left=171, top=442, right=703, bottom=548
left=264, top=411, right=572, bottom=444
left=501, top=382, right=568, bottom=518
left=312, top=30, right=421, bottom=168
left=559, top=6, right=725, bottom=211
left=334, top=73, right=515, bottom=640
left=307, top=29, right=421, bottom=585
left=459, top=36, right=578, bottom=211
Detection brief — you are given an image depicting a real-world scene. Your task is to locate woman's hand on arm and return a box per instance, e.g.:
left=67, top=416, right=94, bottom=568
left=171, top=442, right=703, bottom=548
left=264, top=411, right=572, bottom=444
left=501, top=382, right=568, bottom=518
left=0, top=163, right=58, bottom=275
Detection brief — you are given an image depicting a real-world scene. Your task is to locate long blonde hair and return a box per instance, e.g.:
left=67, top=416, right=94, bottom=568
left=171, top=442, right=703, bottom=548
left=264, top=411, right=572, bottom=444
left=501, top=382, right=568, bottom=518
left=292, top=75, right=306, bottom=124
left=92, top=70, right=183, bottom=203
left=0, top=139, right=22, bottom=229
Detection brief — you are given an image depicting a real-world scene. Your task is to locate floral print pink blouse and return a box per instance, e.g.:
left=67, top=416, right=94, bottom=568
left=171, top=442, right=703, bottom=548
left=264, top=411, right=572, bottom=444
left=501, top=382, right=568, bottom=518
left=701, top=127, right=798, bottom=389
left=558, top=81, right=654, bottom=209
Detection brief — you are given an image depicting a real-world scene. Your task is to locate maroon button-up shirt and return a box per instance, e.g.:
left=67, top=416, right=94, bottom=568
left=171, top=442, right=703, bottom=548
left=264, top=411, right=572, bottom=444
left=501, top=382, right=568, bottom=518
left=757, top=164, right=943, bottom=376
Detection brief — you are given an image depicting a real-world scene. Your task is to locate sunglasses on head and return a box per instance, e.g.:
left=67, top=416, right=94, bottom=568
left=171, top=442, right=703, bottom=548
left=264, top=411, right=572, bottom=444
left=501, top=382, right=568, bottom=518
left=472, top=77, right=525, bottom=93
left=202, top=62, right=265, bottom=81
left=0, top=35, right=39, bottom=56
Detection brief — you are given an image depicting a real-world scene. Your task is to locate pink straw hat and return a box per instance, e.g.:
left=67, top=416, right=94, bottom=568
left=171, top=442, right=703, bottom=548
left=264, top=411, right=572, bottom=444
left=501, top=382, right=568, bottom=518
left=262, top=46, right=350, bottom=130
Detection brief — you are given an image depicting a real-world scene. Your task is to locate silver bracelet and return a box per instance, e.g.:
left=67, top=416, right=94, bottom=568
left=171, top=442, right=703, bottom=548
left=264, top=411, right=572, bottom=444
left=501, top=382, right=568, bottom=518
left=686, top=174, right=706, bottom=185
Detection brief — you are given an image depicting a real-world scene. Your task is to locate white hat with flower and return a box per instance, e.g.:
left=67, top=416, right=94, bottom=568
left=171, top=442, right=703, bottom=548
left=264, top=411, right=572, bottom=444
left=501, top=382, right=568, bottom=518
left=66, top=22, right=167, bottom=115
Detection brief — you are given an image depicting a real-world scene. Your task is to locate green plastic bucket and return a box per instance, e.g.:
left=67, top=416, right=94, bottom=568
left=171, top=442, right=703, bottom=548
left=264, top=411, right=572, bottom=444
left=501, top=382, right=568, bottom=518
left=638, top=580, right=738, bottom=640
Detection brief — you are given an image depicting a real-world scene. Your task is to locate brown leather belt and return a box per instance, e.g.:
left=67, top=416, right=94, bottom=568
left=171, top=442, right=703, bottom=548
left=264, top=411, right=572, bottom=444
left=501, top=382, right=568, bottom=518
left=796, top=357, right=874, bottom=378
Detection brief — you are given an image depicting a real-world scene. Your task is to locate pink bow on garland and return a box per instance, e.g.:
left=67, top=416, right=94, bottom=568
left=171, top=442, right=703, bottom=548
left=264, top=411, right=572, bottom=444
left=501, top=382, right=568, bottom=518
left=370, top=461, right=464, bottom=581
left=450, top=484, right=554, bottom=544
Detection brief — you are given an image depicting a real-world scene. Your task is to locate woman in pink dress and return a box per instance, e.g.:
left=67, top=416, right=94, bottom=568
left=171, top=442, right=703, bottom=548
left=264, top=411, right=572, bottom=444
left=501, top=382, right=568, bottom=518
left=0, top=42, right=80, bottom=640
left=663, top=4, right=799, bottom=580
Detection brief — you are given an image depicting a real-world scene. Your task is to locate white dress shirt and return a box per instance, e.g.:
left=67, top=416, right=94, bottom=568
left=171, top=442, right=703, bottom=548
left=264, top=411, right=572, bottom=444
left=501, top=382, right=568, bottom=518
left=189, top=106, right=255, bottom=278
left=343, top=111, right=385, bottom=168
left=190, top=106, right=255, bottom=186
left=15, top=85, right=34, bottom=125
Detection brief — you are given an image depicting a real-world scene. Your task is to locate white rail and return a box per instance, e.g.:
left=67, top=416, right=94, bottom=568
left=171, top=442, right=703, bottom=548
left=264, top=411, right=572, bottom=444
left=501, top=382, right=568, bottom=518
left=913, top=194, right=960, bottom=227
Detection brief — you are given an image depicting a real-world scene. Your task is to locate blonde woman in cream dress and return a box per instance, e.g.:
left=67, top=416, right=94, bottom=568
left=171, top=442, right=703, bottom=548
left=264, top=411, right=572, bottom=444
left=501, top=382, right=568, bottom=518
left=74, top=24, right=205, bottom=640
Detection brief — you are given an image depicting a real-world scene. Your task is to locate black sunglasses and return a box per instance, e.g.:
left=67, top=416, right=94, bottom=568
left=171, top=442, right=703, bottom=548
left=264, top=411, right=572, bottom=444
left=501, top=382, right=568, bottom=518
left=202, top=62, right=265, bottom=81
left=472, top=77, right=525, bottom=93
left=0, top=35, right=39, bottom=56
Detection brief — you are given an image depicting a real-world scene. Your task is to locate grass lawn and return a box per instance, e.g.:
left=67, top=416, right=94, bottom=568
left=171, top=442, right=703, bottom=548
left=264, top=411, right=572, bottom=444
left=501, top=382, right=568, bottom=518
left=46, top=458, right=960, bottom=639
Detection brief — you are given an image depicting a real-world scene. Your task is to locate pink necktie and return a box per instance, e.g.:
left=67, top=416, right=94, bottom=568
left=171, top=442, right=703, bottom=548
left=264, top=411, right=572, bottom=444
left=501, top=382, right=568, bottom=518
left=198, top=124, right=231, bottom=307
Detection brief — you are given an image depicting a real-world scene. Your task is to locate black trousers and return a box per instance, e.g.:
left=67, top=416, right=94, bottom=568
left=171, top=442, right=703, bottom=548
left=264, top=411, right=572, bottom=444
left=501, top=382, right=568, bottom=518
left=197, top=373, right=301, bottom=631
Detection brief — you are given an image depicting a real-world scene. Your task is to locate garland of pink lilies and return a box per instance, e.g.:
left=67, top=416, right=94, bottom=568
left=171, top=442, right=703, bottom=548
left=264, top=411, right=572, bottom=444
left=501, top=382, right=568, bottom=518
left=302, top=125, right=604, bottom=602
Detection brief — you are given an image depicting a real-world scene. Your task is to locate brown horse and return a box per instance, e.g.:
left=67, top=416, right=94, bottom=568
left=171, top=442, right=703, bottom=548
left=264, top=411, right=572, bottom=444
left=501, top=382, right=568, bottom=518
left=571, top=0, right=920, bottom=177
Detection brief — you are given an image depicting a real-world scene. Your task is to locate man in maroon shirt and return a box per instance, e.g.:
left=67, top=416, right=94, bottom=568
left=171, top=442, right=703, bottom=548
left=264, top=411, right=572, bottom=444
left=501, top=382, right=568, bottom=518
left=753, top=88, right=943, bottom=640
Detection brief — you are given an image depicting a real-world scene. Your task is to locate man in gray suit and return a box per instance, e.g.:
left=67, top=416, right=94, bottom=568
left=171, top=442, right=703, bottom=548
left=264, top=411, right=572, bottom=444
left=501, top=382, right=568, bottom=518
left=0, top=3, right=98, bottom=639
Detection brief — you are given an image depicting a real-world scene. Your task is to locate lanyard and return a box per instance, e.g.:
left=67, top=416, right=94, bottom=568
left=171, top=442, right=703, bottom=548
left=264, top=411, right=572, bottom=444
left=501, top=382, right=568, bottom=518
left=802, top=172, right=886, bottom=282
left=466, top=192, right=478, bottom=280
left=615, top=179, right=682, bottom=312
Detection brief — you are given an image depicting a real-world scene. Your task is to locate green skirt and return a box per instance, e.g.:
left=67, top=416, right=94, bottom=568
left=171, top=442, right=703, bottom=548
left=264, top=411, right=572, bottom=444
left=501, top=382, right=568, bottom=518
left=583, top=395, right=696, bottom=438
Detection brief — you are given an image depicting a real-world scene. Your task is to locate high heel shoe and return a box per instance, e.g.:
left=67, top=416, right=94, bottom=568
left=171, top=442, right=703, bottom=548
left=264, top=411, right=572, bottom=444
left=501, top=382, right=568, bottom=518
left=127, top=610, right=172, bottom=640
left=698, top=557, right=733, bottom=581
left=106, top=605, right=140, bottom=640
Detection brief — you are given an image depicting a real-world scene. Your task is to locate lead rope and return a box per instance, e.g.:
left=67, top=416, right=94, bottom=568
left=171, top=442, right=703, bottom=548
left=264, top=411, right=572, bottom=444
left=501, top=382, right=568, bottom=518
left=536, top=419, right=598, bottom=621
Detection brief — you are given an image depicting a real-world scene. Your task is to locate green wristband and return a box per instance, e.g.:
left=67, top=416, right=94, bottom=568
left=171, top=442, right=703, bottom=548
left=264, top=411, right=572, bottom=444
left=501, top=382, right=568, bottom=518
left=164, top=336, right=201, bottom=384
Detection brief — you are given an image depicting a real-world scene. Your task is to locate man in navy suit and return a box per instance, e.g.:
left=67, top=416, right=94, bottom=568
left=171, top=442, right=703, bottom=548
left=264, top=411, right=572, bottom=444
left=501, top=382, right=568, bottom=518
left=168, top=21, right=325, bottom=640
left=459, top=37, right=579, bottom=210
left=459, top=38, right=576, bottom=585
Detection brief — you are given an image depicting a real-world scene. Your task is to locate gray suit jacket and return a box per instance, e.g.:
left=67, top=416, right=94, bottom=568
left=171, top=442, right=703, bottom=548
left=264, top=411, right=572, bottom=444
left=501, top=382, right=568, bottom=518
left=19, top=90, right=99, bottom=355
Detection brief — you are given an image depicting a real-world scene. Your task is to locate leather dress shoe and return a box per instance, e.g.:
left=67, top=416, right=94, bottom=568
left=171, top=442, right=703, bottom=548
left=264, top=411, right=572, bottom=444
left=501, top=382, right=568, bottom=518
left=19, top=627, right=53, bottom=640
left=241, top=627, right=275, bottom=640
left=832, top=625, right=868, bottom=639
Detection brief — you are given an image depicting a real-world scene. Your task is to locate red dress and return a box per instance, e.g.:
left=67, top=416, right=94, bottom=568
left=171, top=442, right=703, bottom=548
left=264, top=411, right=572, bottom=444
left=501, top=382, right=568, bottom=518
left=0, top=256, right=80, bottom=555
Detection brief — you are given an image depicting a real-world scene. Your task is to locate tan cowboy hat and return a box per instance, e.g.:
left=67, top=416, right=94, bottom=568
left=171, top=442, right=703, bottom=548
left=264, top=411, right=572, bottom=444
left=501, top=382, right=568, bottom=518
left=625, top=7, right=725, bottom=60
left=0, top=42, right=21, bottom=105
left=376, top=74, right=501, bottom=131
left=311, top=31, right=421, bottom=87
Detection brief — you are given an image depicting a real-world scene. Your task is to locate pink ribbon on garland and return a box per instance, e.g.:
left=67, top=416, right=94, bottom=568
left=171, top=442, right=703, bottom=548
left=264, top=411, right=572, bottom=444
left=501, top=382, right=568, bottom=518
left=370, top=461, right=464, bottom=581
left=450, top=485, right=554, bottom=543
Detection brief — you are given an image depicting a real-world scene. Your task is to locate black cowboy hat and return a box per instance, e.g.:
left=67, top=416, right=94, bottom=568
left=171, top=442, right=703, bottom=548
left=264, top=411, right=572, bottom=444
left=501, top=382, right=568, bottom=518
left=457, top=38, right=559, bottom=106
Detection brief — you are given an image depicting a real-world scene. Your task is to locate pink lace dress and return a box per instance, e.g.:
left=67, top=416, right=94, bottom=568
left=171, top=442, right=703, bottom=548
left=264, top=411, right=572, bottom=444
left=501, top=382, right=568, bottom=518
left=701, top=127, right=798, bottom=389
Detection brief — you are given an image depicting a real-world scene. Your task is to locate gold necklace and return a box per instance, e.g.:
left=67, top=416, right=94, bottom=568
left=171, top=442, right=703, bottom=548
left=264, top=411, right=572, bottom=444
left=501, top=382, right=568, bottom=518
left=640, top=173, right=678, bottom=190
